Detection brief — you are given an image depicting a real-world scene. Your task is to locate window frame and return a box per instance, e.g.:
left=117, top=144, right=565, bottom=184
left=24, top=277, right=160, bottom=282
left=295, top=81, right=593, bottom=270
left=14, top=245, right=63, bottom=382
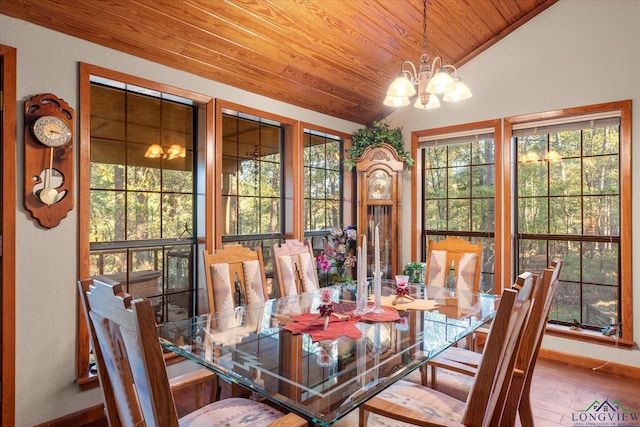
left=77, top=63, right=214, bottom=388
left=504, top=100, right=633, bottom=347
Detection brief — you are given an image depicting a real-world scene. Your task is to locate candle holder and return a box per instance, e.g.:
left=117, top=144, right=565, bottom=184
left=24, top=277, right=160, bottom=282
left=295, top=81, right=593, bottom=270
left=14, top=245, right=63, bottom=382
left=370, top=271, right=384, bottom=313
left=307, top=288, right=335, bottom=331
left=317, top=342, right=335, bottom=367
left=354, top=276, right=370, bottom=315
left=392, top=274, right=415, bottom=305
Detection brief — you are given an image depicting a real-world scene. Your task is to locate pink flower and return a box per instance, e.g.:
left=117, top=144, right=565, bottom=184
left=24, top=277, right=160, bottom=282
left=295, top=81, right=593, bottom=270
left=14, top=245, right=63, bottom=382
left=316, top=254, right=332, bottom=272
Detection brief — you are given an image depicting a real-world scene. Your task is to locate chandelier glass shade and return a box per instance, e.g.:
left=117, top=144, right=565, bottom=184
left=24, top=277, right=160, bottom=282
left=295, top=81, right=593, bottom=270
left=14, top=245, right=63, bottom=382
left=384, top=0, right=472, bottom=109
left=144, top=143, right=186, bottom=160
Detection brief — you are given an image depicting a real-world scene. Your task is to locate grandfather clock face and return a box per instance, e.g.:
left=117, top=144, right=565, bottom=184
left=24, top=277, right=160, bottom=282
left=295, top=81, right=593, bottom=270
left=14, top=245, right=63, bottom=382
left=368, top=170, right=391, bottom=200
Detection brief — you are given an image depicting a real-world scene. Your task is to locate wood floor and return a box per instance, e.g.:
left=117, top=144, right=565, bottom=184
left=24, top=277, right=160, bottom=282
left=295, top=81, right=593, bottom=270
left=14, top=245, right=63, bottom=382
left=174, top=357, right=640, bottom=426
left=520, top=358, right=640, bottom=427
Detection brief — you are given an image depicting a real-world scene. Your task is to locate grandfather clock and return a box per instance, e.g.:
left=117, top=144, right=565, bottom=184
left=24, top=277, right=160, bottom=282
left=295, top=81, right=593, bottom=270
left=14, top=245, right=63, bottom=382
left=355, top=143, right=404, bottom=279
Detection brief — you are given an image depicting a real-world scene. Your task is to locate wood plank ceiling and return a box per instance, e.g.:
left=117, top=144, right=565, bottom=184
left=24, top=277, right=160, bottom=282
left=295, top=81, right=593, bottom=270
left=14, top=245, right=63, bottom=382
left=1, top=0, right=558, bottom=125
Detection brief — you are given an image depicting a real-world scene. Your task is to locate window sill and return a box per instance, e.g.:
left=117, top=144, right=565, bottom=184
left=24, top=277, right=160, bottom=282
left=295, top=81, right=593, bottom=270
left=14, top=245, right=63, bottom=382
left=77, top=351, right=186, bottom=391
left=545, top=324, right=635, bottom=349
left=77, top=373, right=99, bottom=391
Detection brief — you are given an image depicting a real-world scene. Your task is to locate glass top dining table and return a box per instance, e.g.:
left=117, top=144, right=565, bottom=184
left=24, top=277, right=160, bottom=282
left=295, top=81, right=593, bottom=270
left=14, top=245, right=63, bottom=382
left=158, top=282, right=498, bottom=426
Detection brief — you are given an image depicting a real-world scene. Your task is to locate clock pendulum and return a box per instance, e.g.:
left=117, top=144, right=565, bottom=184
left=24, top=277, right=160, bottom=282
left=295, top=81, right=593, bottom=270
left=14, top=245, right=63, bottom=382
left=39, top=146, right=59, bottom=205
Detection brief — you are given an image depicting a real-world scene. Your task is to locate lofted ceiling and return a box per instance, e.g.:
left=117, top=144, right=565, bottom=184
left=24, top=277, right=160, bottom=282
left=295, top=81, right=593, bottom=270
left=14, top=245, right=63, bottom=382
left=1, top=0, right=557, bottom=125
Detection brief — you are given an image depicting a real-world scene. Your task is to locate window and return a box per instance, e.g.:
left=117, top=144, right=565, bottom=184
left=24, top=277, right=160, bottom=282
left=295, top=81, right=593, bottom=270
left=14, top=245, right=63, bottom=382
left=303, top=128, right=344, bottom=259
left=505, top=100, right=632, bottom=345
left=78, top=64, right=212, bottom=386
left=219, top=109, right=284, bottom=296
left=303, top=129, right=343, bottom=234
left=89, top=81, right=199, bottom=323
left=221, top=110, right=283, bottom=243
left=215, top=106, right=353, bottom=295
left=416, top=121, right=502, bottom=293
left=414, top=104, right=631, bottom=346
left=510, top=106, right=630, bottom=339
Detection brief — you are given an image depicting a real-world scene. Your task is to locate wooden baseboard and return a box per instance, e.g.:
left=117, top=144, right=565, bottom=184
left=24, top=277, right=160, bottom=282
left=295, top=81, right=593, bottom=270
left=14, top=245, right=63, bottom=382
left=539, top=348, right=640, bottom=381
left=33, top=404, right=106, bottom=427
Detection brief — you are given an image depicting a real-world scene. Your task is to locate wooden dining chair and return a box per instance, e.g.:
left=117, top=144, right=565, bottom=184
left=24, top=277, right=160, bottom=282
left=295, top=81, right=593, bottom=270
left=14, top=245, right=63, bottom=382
left=421, top=260, right=563, bottom=427
left=358, top=284, right=533, bottom=427
left=272, top=239, right=320, bottom=297
left=426, top=237, right=483, bottom=293
left=426, top=237, right=483, bottom=350
left=79, top=278, right=218, bottom=425
left=502, top=259, right=563, bottom=427
left=82, top=277, right=306, bottom=427
left=424, top=271, right=536, bottom=389
left=203, top=243, right=269, bottom=314
left=203, top=244, right=270, bottom=399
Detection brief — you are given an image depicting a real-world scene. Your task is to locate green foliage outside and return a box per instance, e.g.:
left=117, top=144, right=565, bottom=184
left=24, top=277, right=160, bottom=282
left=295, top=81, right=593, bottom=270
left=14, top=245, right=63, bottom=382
left=515, top=126, right=620, bottom=327
left=303, top=135, right=342, bottom=231
left=422, top=124, right=620, bottom=328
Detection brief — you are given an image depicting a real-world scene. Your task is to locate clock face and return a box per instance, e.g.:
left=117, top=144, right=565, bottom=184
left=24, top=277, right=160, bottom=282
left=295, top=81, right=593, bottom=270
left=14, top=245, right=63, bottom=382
left=368, top=170, right=391, bottom=200
left=32, top=115, right=72, bottom=147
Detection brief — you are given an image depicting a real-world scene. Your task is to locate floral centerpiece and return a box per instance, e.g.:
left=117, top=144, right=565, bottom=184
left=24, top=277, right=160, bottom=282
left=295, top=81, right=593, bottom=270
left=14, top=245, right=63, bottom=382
left=316, top=225, right=357, bottom=282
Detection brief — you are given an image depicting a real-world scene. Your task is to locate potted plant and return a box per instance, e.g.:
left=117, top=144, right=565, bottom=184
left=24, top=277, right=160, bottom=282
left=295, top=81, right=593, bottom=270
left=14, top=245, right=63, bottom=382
left=345, top=121, right=414, bottom=170
left=403, top=262, right=426, bottom=283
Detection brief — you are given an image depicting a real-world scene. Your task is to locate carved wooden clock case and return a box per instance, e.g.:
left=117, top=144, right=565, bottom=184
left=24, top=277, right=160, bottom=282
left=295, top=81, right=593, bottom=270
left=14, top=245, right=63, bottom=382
left=355, top=143, right=404, bottom=279
left=24, top=93, right=74, bottom=228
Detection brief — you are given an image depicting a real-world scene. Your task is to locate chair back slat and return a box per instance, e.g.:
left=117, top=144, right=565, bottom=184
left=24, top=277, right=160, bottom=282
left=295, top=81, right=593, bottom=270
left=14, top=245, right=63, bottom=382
left=86, top=278, right=180, bottom=427
left=516, top=260, right=562, bottom=371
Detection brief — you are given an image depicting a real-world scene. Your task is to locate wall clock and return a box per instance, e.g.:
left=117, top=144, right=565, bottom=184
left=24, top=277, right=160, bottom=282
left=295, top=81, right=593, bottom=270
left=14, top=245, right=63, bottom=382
left=24, top=93, right=75, bottom=228
left=355, top=143, right=404, bottom=279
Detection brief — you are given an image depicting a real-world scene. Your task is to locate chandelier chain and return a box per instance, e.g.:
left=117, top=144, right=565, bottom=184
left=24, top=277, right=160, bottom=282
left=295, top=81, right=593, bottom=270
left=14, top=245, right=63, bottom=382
left=422, top=0, right=428, bottom=55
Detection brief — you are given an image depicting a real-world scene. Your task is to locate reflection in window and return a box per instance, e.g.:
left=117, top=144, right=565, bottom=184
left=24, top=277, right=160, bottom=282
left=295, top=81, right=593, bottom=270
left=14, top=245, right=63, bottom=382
left=221, top=111, right=283, bottom=239
left=303, top=129, right=344, bottom=269
left=89, top=81, right=198, bottom=324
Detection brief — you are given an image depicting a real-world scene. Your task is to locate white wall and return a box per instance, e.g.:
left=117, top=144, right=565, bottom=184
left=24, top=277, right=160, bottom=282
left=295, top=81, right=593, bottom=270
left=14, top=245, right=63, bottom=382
left=0, top=15, right=361, bottom=426
left=2, top=0, right=640, bottom=424
left=389, top=0, right=640, bottom=368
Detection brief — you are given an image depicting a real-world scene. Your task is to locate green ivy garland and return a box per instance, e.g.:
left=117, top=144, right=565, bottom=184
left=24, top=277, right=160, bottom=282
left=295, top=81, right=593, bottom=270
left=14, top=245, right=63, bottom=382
left=344, top=121, right=414, bottom=170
